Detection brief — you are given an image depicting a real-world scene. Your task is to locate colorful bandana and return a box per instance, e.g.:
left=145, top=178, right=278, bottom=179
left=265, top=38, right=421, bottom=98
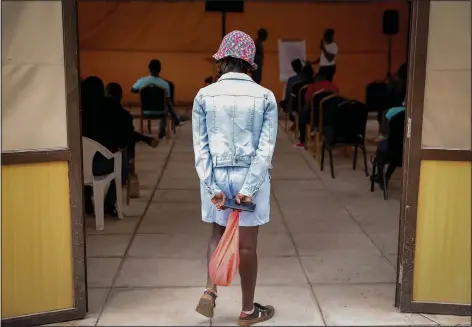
left=213, top=30, right=258, bottom=70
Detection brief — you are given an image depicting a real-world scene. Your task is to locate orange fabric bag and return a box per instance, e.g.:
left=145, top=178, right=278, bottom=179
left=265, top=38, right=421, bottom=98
left=209, top=211, right=240, bottom=286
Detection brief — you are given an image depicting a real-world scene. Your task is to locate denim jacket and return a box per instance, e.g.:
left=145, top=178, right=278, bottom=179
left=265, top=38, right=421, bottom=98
left=192, top=72, right=278, bottom=199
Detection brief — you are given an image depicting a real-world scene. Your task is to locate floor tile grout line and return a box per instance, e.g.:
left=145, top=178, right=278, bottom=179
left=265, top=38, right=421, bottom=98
left=94, top=138, right=177, bottom=326
left=286, top=126, right=399, bottom=272
left=87, top=252, right=400, bottom=259
left=270, top=132, right=329, bottom=326
left=270, top=189, right=327, bottom=326
left=88, top=281, right=399, bottom=291
left=421, top=315, right=443, bottom=326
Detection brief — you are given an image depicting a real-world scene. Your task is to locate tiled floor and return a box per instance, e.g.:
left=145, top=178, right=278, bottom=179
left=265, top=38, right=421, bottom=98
left=54, top=117, right=470, bottom=326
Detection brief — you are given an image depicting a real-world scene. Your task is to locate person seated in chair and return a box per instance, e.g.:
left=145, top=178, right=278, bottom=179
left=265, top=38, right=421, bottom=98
left=81, top=76, right=131, bottom=217
left=374, top=62, right=407, bottom=131
left=287, top=64, right=315, bottom=130
left=280, top=59, right=303, bottom=113
left=106, top=82, right=159, bottom=161
left=304, top=72, right=339, bottom=103
left=131, top=59, right=189, bottom=133
left=374, top=100, right=405, bottom=188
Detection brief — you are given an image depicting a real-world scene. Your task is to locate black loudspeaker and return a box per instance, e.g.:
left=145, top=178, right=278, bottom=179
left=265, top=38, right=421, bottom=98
left=383, top=10, right=399, bottom=35
left=205, top=0, right=244, bottom=13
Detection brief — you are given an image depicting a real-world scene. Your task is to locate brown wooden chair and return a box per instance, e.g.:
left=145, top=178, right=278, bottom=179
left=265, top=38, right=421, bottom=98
left=287, top=79, right=312, bottom=139
left=139, top=84, right=172, bottom=143
left=294, top=84, right=310, bottom=139
left=305, top=89, right=327, bottom=153
left=312, top=93, right=339, bottom=161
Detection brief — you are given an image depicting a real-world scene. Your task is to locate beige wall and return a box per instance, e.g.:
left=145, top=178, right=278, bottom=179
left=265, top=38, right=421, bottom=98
left=421, top=1, right=471, bottom=150
left=1, top=1, right=68, bottom=151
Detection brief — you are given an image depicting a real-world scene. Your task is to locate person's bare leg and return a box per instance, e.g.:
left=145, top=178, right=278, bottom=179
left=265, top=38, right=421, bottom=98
left=238, top=225, right=275, bottom=326
left=206, top=223, right=226, bottom=292
left=239, top=226, right=259, bottom=311
left=196, top=223, right=225, bottom=318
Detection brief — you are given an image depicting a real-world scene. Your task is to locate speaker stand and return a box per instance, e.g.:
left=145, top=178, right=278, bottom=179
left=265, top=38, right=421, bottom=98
left=221, top=11, right=227, bottom=39
left=386, top=34, right=393, bottom=79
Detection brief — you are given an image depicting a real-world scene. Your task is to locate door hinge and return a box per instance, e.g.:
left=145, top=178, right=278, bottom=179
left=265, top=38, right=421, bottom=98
left=398, top=264, right=404, bottom=283
left=406, top=118, right=412, bottom=139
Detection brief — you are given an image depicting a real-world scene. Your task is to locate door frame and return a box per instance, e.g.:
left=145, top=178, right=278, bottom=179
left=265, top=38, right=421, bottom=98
left=396, top=0, right=472, bottom=316
left=1, top=0, right=86, bottom=325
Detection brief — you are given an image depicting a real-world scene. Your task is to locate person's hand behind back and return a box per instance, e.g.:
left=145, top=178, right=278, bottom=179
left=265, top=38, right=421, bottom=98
left=211, top=192, right=226, bottom=211
left=235, top=193, right=253, bottom=204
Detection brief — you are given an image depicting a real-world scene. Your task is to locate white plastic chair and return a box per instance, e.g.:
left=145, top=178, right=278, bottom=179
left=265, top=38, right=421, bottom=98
left=82, top=137, right=124, bottom=230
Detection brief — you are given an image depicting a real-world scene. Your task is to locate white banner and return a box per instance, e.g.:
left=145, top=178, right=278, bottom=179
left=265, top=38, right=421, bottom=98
left=277, top=39, right=306, bottom=82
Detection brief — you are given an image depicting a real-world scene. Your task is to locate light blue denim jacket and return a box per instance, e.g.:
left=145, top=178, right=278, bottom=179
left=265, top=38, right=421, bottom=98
left=192, top=72, right=278, bottom=199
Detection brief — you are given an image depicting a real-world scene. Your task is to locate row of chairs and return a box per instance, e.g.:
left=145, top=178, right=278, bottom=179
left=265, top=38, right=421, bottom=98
left=284, top=80, right=406, bottom=200
left=285, top=82, right=369, bottom=179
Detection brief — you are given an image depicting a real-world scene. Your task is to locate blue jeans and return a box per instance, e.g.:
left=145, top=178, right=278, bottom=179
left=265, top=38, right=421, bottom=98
left=378, top=138, right=388, bottom=153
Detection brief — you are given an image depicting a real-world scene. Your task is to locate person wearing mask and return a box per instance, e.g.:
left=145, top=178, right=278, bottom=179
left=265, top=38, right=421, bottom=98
left=312, top=28, right=338, bottom=82
left=81, top=76, right=131, bottom=216
left=252, top=28, right=268, bottom=84
left=193, top=30, right=277, bottom=326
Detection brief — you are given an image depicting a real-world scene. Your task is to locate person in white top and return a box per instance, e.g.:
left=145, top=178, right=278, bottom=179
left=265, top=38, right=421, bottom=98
left=314, top=28, right=338, bottom=82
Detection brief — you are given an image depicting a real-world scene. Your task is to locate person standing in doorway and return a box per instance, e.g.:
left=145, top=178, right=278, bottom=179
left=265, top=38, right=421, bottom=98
left=314, top=28, right=338, bottom=82
left=252, top=28, right=268, bottom=84
left=193, top=30, right=278, bottom=326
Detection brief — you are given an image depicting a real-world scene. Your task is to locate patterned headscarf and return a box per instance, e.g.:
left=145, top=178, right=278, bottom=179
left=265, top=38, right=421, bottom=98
left=213, top=30, right=258, bottom=70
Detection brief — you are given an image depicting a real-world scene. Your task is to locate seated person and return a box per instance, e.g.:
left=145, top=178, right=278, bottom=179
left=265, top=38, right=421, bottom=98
left=287, top=64, right=315, bottom=128
left=131, top=59, right=189, bottom=138
left=377, top=101, right=405, bottom=152
left=304, top=73, right=339, bottom=103
left=280, top=59, right=303, bottom=112
left=374, top=101, right=405, bottom=188
left=81, top=76, right=131, bottom=217
left=376, top=62, right=407, bottom=126
left=105, top=82, right=159, bottom=170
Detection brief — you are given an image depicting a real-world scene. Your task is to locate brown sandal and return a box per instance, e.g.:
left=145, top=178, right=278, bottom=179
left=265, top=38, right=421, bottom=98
left=195, top=290, right=217, bottom=318
left=237, top=303, right=275, bottom=326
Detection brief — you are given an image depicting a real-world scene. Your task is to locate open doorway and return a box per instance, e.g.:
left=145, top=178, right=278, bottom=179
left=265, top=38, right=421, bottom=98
left=69, top=0, right=471, bottom=325
left=4, top=1, right=471, bottom=326
left=76, top=0, right=412, bottom=322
